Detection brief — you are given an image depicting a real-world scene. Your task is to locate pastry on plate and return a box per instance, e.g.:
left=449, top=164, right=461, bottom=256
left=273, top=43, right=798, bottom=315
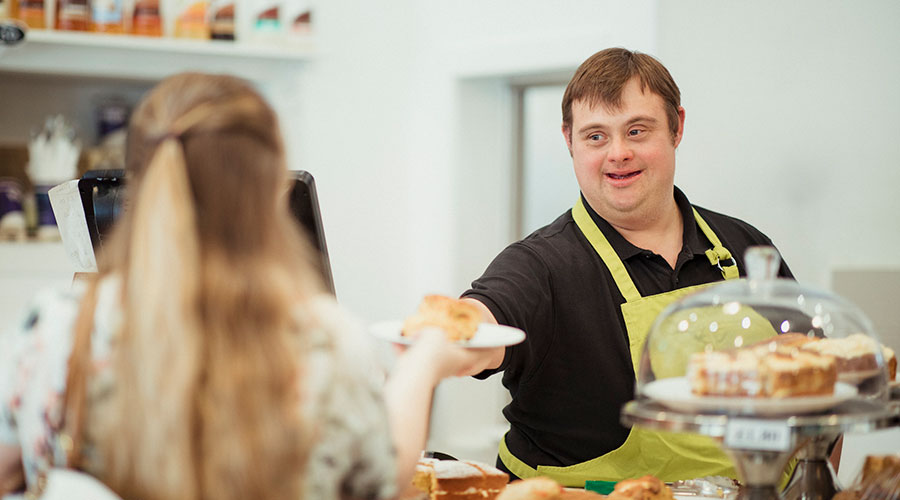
left=402, top=294, right=481, bottom=342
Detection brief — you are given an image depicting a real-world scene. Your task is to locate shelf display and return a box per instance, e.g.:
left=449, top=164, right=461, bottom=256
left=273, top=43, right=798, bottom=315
left=0, top=28, right=313, bottom=82
left=56, top=0, right=91, bottom=31
left=91, top=0, right=125, bottom=33
left=131, top=0, right=162, bottom=36
left=4, top=0, right=312, bottom=42
left=16, top=0, right=45, bottom=29
left=209, top=0, right=234, bottom=40
left=173, top=0, right=210, bottom=39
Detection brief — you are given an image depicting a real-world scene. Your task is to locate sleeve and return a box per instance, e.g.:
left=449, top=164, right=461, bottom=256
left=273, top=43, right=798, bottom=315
left=0, top=285, right=85, bottom=485
left=302, top=298, right=397, bottom=500
left=0, top=304, right=37, bottom=446
left=462, top=241, right=555, bottom=381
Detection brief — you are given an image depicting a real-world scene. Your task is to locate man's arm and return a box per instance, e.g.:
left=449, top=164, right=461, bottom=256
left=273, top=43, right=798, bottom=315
left=459, top=298, right=505, bottom=375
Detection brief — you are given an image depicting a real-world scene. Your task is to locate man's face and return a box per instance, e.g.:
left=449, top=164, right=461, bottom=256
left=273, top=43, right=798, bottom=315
left=563, top=77, right=685, bottom=227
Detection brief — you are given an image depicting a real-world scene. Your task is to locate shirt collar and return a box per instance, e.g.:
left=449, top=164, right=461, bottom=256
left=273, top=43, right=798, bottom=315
left=578, top=186, right=707, bottom=261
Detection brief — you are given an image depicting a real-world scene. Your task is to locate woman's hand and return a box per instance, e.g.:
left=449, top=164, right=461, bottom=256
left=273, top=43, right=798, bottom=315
left=0, top=445, right=24, bottom=496
left=396, top=328, right=505, bottom=380
left=396, top=297, right=507, bottom=379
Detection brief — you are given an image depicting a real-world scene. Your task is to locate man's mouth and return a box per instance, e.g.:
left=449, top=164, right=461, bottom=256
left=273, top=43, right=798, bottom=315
left=606, top=171, right=640, bottom=180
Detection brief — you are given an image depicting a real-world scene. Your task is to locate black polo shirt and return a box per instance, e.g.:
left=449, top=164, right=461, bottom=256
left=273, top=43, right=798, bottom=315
left=462, top=186, right=793, bottom=474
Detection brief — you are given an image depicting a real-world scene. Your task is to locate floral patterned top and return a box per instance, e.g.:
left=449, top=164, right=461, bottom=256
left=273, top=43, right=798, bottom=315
left=0, top=277, right=397, bottom=500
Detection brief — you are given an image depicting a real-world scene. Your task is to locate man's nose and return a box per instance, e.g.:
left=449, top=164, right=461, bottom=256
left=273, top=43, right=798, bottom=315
left=607, top=136, right=633, bottom=163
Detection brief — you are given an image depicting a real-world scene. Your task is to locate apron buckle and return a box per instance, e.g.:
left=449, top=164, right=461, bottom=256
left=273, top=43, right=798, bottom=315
left=716, top=256, right=735, bottom=273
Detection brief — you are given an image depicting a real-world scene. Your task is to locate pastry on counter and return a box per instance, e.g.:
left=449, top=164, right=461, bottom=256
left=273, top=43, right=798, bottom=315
left=402, top=294, right=481, bottom=342
left=410, top=457, right=508, bottom=500
left=496, top=477, right=563, bottom=500
left=495, top=477, right=605, bottom=500
left=831, top=453, right=900, bottom=500
left=861, top=454, right=900, bottom=483
left=606, top=475, right=674, bottom=500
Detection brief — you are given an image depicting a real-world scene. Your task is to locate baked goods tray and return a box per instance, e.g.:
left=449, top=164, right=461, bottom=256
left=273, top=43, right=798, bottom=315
left=621, top=398, right=899, bottom=438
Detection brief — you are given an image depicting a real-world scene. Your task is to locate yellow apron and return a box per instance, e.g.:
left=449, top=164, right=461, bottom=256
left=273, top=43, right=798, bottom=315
left=499, top=198, right=777, bottom=486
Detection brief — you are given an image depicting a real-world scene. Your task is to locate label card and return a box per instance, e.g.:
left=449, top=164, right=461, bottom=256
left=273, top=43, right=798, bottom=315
left=725, top=419, right=791, bottom=451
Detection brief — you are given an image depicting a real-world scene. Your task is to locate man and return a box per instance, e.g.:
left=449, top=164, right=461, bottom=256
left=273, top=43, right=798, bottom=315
left=459, top=48, right=793, bottom=485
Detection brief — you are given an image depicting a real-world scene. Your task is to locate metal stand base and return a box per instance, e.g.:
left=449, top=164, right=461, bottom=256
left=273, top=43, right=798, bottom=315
left=620, top=400, right=897, bottom=500
left=736, top=485, right=781, bottom=500
left=781, top=434, right=840, bottom=500
left=781, top=459, right=838, bottom=500
left=726, top=448, right=794, bottom=500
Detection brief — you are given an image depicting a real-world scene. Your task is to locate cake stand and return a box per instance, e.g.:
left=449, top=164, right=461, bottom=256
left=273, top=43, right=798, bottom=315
left=782, top=393, right=900, bottom=500
left=621, top=399, right=899, bottom=500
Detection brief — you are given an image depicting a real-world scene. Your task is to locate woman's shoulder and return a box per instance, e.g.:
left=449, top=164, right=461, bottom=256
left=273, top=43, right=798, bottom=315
left=301, top=294, right=383, bottom=372
left=3, top=282, right=84, bottom=351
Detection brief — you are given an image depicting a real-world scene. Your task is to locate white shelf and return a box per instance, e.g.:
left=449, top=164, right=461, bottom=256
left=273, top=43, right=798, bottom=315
left=0, top=29, right=314, bottom=82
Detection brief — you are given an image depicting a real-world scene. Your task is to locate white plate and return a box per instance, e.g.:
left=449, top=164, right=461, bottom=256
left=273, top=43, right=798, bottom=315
left=837, top=369, right=882, bottom=384
left=369, top=321, right=525, bottom=348
left=642, top=377, right=858, bottom=416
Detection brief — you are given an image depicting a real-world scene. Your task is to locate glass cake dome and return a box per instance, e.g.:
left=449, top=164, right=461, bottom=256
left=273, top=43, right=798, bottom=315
left=636, top=246, right=894, bottom=416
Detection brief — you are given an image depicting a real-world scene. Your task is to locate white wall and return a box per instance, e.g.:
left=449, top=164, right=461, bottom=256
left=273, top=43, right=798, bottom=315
left=656, top=0, right=900, bottom=290
left=521, top=84, right=577, bottom=238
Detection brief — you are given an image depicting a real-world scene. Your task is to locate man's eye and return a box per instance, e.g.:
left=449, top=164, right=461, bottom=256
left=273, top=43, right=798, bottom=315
left=589, top=134, right=603, bottom=141
left=628, top=129, right=644, bottom=137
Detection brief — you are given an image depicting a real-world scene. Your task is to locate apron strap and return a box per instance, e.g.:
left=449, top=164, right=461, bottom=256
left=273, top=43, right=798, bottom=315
left=573, top=197, right=641, bottom=302
left=572, top=198, right=740, bottom=304
left=692, top=208, right=739, bottom=280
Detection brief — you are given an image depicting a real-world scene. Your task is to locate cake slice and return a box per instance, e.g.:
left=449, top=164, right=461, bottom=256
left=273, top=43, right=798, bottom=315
left=800, top=333, right=897, bottom=381
left=412, top=458, right=509, bottom=500
left=687, top=342, right=837, bottom=398
left=886, top=346, right=897, bottom=381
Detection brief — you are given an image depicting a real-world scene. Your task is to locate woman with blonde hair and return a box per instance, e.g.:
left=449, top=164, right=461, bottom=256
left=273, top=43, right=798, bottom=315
left=0, top=73, right=491, bottom=500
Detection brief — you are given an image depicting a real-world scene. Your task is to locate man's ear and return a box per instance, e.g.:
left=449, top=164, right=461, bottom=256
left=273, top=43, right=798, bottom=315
left=673, top=106, right=686, bottom=148
left=562, top=123, right=574, bottom=157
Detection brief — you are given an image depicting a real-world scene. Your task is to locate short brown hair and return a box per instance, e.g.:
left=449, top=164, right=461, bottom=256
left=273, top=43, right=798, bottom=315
left=562, top=47, right=681, bottom=138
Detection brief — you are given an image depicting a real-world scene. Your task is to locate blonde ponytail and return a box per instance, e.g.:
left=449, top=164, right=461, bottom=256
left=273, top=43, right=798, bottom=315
left=103, top=137, right=204, bottom=500
left=80, top=73, right=315, bottom=500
